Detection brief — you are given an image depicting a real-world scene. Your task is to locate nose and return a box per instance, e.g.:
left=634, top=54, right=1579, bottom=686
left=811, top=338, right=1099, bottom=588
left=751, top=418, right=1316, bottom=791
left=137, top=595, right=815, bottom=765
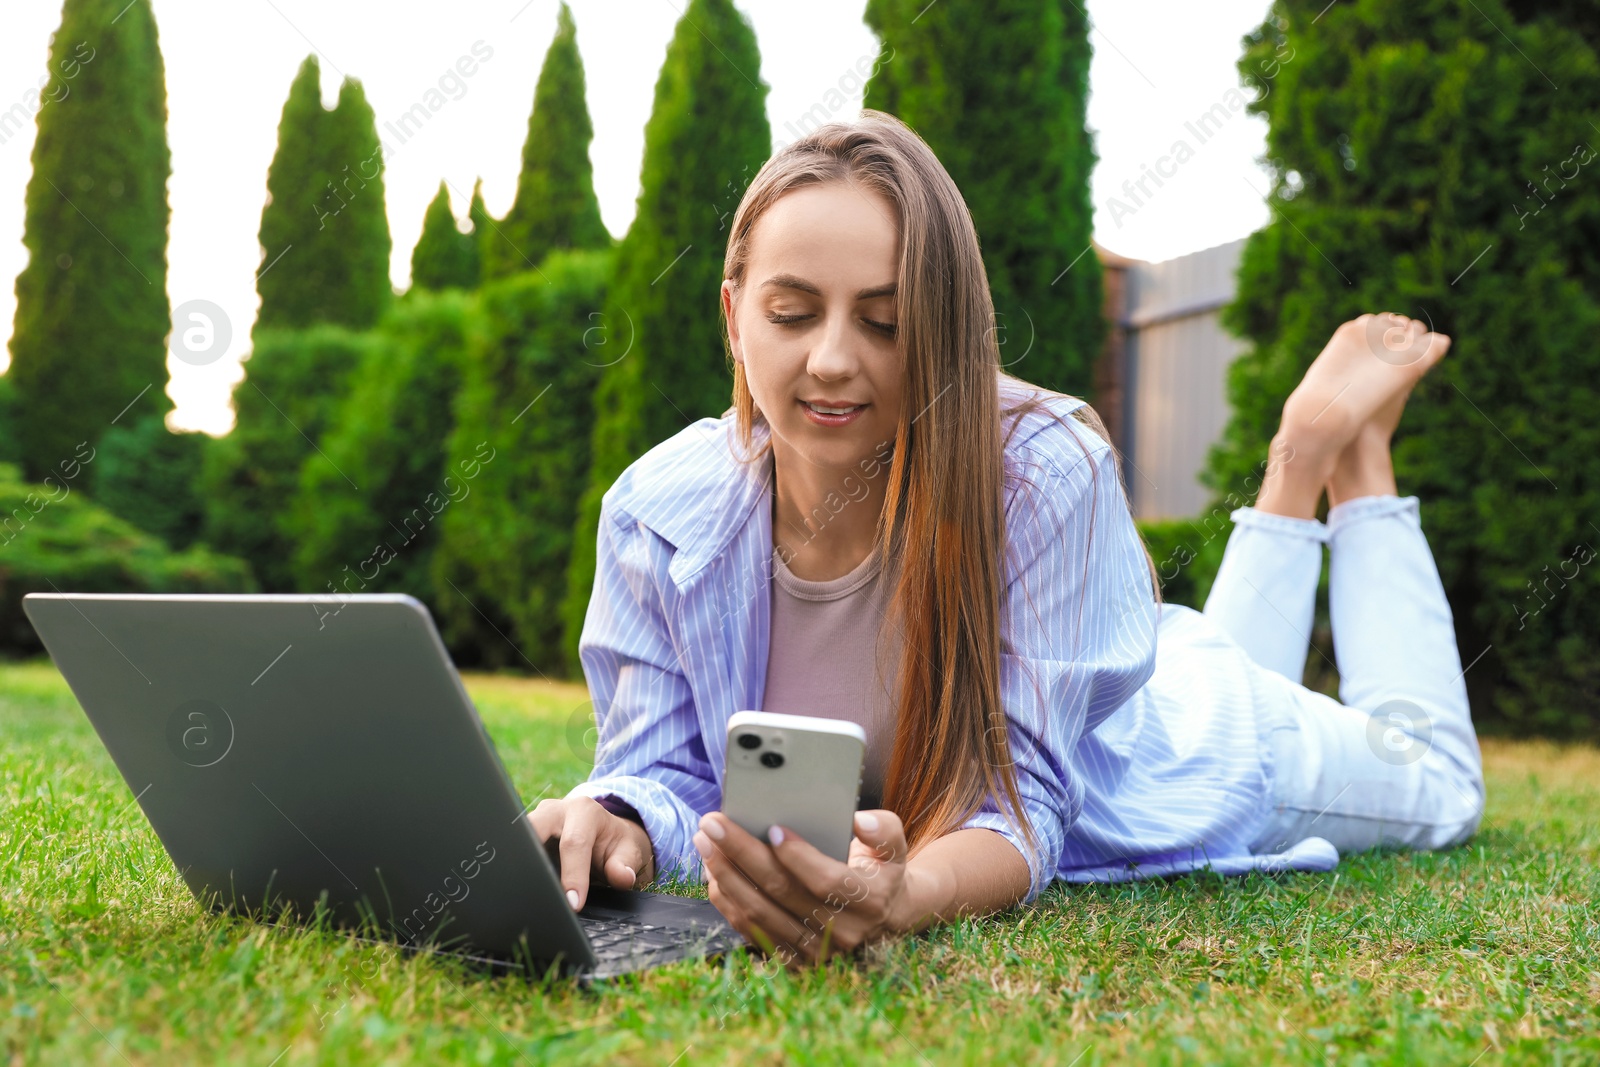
left=805, top=305, right=862, bottom=383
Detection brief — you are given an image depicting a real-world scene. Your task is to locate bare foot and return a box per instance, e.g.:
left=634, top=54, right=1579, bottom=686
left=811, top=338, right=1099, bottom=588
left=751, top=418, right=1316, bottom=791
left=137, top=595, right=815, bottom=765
left=1279, top=314, right=1448, bottom=455
left=1257, top=314, right=1450, bottom=519
left=1326, top=322, right=1452, bottom=508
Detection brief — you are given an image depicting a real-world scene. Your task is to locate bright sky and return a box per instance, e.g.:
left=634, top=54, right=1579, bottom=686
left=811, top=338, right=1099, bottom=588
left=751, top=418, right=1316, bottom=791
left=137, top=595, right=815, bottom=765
left=0, top=0, right=1274, bottom=434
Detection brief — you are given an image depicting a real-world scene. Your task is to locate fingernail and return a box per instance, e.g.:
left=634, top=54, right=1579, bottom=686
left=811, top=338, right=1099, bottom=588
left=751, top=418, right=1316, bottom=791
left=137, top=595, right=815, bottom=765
left=856, top=811, right=879, bottom=833
left=768, top=825, right=785, bottom=847
left=622, top=865, right=637, bottom=885
left=703, top=815, right=725, bottom=841
left=566, top=889, right=580, bottom=910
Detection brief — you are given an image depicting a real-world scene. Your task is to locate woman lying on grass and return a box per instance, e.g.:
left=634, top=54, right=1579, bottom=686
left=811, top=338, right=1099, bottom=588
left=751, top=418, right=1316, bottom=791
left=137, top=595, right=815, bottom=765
left=531, top=110, right=1485, bottom=966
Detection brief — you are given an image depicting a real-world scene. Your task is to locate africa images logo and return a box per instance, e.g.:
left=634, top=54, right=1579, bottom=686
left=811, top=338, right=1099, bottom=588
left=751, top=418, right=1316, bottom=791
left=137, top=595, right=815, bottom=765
left=164, top=699, right=235, bottom=768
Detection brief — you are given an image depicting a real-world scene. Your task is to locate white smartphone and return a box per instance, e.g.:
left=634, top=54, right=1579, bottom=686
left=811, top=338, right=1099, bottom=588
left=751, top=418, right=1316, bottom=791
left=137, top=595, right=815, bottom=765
left=721, top=710, right=866, bottom=862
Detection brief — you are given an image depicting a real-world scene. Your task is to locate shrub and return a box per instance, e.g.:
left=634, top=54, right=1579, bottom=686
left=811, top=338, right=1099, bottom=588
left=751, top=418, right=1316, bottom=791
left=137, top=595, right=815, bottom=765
left=430, top=250, right=610, bottom=674
left=0, top=376, right=18, bottom=467
left=1135, top=516, right=1229, bottom=612
left=286, top=289, right=473, bottom=612
left=87, top=413, right=208, bottom=549
left=200, top=326, right=375, bottom=590
left=0, top=462, right=254, bottom=655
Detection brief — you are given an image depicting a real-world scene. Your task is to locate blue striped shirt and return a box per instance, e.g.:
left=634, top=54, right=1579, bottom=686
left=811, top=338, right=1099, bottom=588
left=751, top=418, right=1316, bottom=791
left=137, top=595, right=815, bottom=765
left=569, top=376, right=1337, bottom=901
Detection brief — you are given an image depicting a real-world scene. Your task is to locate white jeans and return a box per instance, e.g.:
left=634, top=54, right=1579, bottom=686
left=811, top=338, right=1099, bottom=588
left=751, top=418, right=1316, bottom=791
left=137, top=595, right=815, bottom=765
left=1202, top=495, right=1486, bottom=856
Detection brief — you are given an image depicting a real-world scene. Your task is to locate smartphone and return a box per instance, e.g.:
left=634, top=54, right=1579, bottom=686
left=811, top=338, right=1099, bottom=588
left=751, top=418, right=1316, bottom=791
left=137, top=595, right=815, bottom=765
left=721, top=711, right=866, bottom=862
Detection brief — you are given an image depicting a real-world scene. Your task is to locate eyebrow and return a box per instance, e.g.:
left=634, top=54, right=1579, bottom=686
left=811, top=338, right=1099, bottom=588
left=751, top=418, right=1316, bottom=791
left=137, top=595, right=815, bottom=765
left=759, top=273, right=897, bottom=300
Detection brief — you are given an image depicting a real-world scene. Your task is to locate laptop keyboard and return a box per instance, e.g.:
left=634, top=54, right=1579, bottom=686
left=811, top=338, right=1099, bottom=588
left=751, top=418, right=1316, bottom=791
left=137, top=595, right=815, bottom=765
left=578, top=915, right=694, bottom=962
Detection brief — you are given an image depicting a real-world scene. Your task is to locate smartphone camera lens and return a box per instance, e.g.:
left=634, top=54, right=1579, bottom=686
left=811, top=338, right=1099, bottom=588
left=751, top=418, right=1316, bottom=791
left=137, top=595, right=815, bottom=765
left=736, top=732, right=762, bottom=750
left=760, top=751, right=785, bottom=769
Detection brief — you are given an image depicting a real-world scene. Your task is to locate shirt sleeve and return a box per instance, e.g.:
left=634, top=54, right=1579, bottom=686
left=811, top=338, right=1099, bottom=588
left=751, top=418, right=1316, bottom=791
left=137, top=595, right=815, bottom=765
left=564, top=498, right=717, bottom=884
left=959, top=422, right=1160, bottom=902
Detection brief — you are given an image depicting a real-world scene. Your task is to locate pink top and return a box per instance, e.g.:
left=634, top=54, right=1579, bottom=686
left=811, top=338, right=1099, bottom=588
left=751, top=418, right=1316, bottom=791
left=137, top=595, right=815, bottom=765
left=761, top=546, right=900, bottom=809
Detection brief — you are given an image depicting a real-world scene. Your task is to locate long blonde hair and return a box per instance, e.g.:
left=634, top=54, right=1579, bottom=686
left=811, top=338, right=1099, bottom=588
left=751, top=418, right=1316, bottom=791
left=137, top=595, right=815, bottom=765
left=719, top=110, right=1157, bottom=862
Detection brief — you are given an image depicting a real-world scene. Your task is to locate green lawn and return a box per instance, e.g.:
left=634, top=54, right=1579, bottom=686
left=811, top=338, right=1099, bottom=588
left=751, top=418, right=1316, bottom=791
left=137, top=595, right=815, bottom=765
left=1, top=659, right=1596, bottom=1065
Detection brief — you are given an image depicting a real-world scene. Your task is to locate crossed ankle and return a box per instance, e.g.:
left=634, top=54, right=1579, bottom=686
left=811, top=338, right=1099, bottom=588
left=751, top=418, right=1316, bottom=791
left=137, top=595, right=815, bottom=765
left=1275, top=398, right=1363, bottom=463
left=1326, top=456, right=1398, bottom=508
left=1256, top=467, right=1331, bottom=521
left=1270, top=427, right=1343, bottom=478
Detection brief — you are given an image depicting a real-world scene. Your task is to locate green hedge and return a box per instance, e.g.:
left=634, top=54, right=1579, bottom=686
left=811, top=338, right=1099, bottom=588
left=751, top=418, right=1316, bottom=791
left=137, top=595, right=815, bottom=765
left=197, top=253, right=610, bottom=678
left=88, top=414, right=208, bottom=550
left=286, top=290, right=473, bottom=611
left=0, top=462, right=255, bottom=655
left=430, top=250, right=610, bottom=674
left=201, top=326, right=376, bottom=591
left=1135, top=516, right=1229, bottom=612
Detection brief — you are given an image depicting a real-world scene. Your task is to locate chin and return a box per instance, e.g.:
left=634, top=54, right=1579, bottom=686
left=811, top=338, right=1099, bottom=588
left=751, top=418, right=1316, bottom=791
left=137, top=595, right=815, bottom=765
left=786, top=425, right=880, bottom=467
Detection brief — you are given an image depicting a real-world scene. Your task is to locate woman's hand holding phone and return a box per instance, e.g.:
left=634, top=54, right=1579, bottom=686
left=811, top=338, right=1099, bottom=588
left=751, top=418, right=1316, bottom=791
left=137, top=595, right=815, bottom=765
left=527, top=796, right=655, bottom=911
left=693, top=807, right=919, bottom=966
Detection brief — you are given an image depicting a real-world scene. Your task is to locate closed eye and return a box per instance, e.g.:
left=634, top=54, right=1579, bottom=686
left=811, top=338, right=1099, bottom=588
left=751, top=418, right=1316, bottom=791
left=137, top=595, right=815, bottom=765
left=765, top=312, right=897, bottom=337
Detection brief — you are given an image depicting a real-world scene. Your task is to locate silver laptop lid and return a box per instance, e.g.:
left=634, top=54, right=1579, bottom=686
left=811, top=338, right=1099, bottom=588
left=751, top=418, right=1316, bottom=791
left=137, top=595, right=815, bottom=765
left=22, top=592, right=595, bottom=969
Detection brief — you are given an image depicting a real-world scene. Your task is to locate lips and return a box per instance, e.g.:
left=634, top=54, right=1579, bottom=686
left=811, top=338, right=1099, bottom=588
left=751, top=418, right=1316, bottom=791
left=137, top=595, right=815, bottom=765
left=798, top=398, right=868, bottom=426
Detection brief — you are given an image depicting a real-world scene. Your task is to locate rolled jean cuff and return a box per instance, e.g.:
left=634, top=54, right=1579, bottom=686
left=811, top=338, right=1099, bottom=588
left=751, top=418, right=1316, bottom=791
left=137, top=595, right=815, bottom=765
left=1326, top=494, right=1419, bottom=537
left=1230, top=505, right=1330, bottom=544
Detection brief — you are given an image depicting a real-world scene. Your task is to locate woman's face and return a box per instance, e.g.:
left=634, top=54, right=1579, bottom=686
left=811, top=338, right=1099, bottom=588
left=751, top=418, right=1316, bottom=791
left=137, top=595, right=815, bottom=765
left=723, top=180, right=903, bottom=472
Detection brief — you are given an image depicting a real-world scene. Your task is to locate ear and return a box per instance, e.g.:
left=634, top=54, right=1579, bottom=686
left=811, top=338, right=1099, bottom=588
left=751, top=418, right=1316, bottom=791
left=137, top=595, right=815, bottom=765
left=721, top=280, right=743, bottom=366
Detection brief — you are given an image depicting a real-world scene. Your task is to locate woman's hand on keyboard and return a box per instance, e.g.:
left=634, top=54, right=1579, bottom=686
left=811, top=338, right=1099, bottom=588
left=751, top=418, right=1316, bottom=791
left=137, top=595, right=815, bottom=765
left=528, top=796, right=655, bottom=911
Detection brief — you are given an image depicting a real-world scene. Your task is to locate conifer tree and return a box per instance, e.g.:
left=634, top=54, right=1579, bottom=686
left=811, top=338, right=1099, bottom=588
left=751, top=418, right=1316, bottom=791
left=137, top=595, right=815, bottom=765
left=562, top=0, right=771, bottom=665
left=218, top=59, right=392, bottom=587
left=256, top=57, right=326, bottom=331
left=467, top=178, right=491, bottom=281
left=321, top=76, right=392, bottom=325
left=256, top=57, right=391, bottom=332
left=410, top=182, right=479, bottom=291
left=863, top=0, right=1102, bottom=396
left=482, top=2, right=610, bottom=280
left=8, top=0, right=171, bottom=480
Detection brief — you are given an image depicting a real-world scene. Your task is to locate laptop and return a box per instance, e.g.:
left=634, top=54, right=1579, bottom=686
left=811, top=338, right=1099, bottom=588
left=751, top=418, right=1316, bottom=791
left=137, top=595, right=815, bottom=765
left=22, top=591, right=740, bottom=982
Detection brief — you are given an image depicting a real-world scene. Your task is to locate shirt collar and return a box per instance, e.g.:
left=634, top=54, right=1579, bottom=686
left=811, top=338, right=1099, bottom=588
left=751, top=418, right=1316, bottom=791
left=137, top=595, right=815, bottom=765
left=619, top=414, right=774, bottom=589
